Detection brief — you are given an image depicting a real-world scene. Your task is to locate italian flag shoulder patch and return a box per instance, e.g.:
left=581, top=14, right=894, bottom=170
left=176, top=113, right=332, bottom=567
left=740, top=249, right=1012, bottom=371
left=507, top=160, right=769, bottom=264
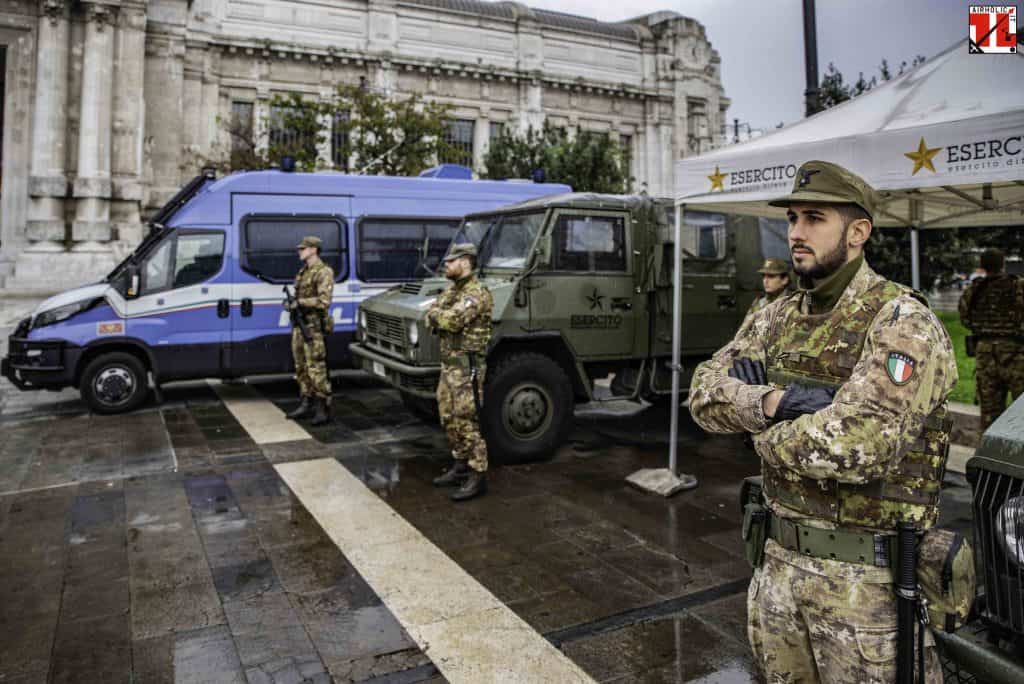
left=886, top=352, right=916, bottom=385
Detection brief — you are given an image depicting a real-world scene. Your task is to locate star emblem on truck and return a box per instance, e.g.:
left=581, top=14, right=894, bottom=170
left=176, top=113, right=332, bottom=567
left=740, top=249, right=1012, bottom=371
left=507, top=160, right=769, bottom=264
left=586, top=288, right=605, bottom=310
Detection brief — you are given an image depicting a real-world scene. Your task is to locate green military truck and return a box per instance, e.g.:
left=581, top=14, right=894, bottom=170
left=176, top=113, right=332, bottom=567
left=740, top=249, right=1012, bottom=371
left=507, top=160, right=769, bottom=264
left=349, top=192, right=784, bottom=462
left=937, top=395, right=1024, bottom=684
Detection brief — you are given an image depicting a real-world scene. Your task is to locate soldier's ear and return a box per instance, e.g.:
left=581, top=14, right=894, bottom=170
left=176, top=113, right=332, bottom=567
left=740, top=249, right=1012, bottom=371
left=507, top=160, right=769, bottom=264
left=847, top=218, right=872, bottom=250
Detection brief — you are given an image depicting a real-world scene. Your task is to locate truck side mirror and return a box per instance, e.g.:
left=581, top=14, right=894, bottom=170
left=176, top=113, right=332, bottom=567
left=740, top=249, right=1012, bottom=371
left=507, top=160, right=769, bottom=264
left=535, top=234, right=552, bottom=267
left=127, top=265, right=140, bottom=299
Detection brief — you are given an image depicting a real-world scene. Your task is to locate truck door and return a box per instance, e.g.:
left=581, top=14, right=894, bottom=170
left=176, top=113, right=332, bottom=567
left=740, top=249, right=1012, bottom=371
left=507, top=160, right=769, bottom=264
left=123, top=229, right=229, bottom=380
left=529, top=210, right=637, bottom=359
left=230, top=206, right=352, bottom=377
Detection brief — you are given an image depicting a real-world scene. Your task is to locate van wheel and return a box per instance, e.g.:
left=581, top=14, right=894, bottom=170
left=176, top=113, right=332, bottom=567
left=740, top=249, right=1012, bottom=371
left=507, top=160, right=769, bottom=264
left=482, top=352, right=574, bottom=464
left=401, top=392, right=440, bottom=424
left=80, top=352, right=150, bottom=414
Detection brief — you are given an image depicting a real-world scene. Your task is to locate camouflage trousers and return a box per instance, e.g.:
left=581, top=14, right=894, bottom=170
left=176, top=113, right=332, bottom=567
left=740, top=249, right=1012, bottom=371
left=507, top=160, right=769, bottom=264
left=976, top=340, right=1024, bottom=430
left=436, top=364, right=487, bottom=473
left=291, top=327, right=331, bottom=399
left=748, top=539, right=942, bottom=683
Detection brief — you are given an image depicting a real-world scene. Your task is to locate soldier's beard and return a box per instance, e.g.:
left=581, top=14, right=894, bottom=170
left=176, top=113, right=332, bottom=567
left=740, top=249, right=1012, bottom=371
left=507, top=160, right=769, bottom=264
left=792, top=227, right=849, bottom=281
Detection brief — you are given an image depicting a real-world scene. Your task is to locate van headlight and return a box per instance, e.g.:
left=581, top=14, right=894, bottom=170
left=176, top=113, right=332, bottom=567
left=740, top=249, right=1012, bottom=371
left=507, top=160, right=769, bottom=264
left=996, top=496, right=1024, bottom=566
left=359, top=310, right=367, bottom=330
left=33, top=298, right=101, bottom=329
left=408, top=320, right=419, bottom=345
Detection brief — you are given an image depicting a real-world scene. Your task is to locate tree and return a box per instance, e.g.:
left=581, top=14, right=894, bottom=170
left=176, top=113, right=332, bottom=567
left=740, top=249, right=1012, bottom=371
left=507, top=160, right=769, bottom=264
left=216, top=84, right=454, bottom=175
left=481, top=123, right=628, bottom=193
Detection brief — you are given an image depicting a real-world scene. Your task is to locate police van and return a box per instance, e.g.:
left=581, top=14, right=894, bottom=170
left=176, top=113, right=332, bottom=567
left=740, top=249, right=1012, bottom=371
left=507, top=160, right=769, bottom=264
left=2, top=167, right=570, bottom=413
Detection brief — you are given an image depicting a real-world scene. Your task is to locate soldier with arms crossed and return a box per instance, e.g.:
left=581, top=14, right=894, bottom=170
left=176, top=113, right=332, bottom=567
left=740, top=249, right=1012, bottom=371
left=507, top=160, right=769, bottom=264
left=690, top=161, right=957, bottom=682
left=426, top=244, right=494, bottom=502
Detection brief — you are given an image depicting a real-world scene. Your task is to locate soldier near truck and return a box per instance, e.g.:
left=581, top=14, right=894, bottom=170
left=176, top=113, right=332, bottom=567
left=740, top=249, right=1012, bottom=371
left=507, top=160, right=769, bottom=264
left=690, top=161, right=957, bottom=681
left=285, top=235, right=335, bottom=426
left=958, top=248, right=1024, bottom=431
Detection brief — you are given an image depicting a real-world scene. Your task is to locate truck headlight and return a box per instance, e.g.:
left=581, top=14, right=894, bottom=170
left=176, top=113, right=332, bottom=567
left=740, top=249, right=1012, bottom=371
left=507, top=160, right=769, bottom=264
left=359, top=310, right=367, bottom=330
left=408, top=320, right=419, bottom=345
left=996, top=496, right=1024, bottom=566
left=33, top=298, right=101, bottom=329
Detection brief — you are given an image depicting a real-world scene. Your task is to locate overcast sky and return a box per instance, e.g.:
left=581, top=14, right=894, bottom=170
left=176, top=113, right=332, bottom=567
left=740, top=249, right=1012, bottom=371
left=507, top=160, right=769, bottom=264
left=526, top=0, right=969, bottom=132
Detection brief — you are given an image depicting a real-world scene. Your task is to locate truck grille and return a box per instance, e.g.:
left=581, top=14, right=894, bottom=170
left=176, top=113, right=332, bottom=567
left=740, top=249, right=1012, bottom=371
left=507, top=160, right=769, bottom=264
left=970, top=468, right=1024, bottom=638
left=400, top=283, right=421, bottom=295
left=365, top=312, right=404, bottom=346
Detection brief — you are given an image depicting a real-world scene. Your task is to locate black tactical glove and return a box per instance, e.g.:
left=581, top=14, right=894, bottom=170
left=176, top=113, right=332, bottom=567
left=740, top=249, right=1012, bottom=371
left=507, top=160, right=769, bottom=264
left=773, top=384, right=837, bottom=423
left=728, top=358, right=768, bottom=386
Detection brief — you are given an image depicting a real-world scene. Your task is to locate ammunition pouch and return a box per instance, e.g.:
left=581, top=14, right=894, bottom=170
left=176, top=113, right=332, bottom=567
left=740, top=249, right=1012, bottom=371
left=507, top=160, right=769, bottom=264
left=916, top=528, right=976, bottom=633
left=740, top=476, right=768, bottom=569
left=964, top=335, right=976, bottom=358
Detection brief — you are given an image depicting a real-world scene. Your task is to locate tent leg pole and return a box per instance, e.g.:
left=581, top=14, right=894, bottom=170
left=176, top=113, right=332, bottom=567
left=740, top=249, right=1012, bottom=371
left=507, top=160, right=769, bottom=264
left=669, top=205, right=683, bottom=475
left=910, top=227, right=921, bottom=291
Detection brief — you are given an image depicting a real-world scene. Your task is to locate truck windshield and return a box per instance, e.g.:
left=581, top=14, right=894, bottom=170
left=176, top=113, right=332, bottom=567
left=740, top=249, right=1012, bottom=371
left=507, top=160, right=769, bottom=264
left=450, top=211, right=545, bottom=269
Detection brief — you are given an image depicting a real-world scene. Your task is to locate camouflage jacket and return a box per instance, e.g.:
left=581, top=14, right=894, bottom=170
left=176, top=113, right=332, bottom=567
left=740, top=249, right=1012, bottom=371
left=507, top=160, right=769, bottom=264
left=958, top=273, right=1024, bottom=338
left=737, top=291, right=786, bottom=336
left=690, top=260, right=957, bottom=509
left=294, top=260, right=334, bottom=331
left=425, top=274, right=493, bottom=359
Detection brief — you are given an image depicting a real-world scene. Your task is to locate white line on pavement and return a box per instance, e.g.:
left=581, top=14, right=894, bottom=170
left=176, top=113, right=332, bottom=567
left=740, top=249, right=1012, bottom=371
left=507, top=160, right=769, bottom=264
left=207, top=380, right=311, bottom=445
left=276, top=458, right=596, bottom=684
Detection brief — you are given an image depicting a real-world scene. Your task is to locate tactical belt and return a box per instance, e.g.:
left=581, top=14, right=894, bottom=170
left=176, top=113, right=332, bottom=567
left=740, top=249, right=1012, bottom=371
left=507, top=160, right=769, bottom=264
left=441, top=353, right=482, bottom=369
left=769, top=516, right=898, bottom=570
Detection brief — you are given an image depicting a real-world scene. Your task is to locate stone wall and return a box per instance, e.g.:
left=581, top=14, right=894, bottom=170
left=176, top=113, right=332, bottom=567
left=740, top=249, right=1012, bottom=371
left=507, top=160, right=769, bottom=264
left=0, top=0, right=729, bottom=293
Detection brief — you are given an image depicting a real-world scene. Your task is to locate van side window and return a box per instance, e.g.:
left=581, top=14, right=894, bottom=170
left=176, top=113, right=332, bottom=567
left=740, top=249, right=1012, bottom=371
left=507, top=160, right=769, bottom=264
left=242, top=217, right=348, bottom=282
left=553, top=215, right=627, bottom=272
left=143, top=232, right=225, bottom=294
left=358, top=218, right=461, bottom=282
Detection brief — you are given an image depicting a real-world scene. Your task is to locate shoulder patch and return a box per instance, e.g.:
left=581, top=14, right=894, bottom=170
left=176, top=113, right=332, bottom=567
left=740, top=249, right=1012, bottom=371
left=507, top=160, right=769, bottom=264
left=886, top=352, right=916, bottom=385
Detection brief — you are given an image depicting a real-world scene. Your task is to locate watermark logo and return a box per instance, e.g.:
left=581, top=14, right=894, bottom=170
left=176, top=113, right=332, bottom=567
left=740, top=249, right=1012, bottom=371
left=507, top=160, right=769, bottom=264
left=969, top=6, right=1017, bottom=53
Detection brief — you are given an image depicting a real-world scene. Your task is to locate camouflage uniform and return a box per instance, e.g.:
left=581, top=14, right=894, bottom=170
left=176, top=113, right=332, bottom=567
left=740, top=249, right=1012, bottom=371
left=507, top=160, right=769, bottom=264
left=738, top=258, right=791, bottom=335
left=690, top=161, right=958, bottom=683
left=426, top=265, right=493, bottom=473
left=292, top=259, right=335, bottom=400
left=958, top=273, right=1024, bottom=429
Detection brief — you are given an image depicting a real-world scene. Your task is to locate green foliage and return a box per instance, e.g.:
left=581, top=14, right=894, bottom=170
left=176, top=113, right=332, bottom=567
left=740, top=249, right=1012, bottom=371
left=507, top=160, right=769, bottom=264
left=938, top=311, right=976, bottom=405
left=481, top=123, right=628, bottom=193
left=219, top=84, right=454, bottom=175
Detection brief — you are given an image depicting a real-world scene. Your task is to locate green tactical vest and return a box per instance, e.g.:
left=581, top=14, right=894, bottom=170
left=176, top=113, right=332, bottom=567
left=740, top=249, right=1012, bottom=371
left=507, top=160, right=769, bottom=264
left=763, top=279, right=951, bottom=532
left=966, top=274, right=1023, bottom=338
left=437, top=275, right=493, bottom=358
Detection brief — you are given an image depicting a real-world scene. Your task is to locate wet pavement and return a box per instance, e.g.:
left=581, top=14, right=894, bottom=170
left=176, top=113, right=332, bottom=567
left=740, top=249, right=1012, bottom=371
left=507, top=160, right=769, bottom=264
left=0, top=362, right=975, bottom=683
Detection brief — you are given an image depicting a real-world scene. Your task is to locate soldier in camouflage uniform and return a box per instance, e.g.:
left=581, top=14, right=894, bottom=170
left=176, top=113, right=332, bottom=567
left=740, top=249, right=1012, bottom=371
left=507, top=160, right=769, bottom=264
left=738, top=257, right=791, bottom=333
left=426, top=243, right=493, bottom=501
left=690, top=161, right=957, bottom=682
left=285, top=236, right=335, bottom=426
left=958, top=248, right=1024, bottom=430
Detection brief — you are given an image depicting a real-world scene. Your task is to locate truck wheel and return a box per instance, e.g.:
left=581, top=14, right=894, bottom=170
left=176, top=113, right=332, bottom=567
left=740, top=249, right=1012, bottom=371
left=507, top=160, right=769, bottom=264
left=401, top=392, right=440, bottom=424
left=80, top=352, right=150, bottom=414
left=483, top=352, right=574, bottom=463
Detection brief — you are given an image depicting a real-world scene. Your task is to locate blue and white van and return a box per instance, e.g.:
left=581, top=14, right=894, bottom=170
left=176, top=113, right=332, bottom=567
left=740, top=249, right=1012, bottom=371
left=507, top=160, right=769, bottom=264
left=2, top=167, right=570, bottom=413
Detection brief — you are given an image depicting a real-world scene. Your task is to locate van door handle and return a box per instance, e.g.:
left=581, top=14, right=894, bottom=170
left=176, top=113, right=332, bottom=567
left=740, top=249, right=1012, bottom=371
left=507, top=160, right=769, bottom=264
left=241, top=298, right=253, bottom=317
left=217, top=299, right=230, bottom=318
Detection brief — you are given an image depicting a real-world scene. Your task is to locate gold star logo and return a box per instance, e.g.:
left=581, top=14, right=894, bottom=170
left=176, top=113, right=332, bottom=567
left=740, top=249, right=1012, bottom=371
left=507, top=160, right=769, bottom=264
left=904, top=137, right=941, bottom=175
left=707, top=166, right=726, bottom=191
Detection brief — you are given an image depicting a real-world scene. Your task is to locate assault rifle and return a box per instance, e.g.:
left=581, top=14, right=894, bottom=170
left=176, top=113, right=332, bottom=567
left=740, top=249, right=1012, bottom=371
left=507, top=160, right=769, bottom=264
left=283, top=285, right=315, bottom=344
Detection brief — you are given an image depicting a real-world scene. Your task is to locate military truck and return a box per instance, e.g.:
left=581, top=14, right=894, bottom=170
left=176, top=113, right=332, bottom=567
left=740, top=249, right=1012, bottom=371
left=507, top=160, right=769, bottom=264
left=936, top=395, right=1024, bottom=684
left=349, top=192, right=784, bottom=462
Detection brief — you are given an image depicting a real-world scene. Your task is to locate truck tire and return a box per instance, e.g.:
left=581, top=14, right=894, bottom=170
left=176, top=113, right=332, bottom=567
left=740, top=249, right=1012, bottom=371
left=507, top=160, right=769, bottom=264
left=482, top=352, right=574, bottom=464
left=401, top=392, right=440, bottom=424
left=80, top=352, right=150, bottom=415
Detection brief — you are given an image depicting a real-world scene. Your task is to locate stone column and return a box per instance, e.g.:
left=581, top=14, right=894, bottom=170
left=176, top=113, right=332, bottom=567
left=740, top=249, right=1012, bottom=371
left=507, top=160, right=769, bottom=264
left=111, top=1, right=147, bottom=248
left=26, top=0, right=71, bottom=254
left=201, top=49, right=220, bottom=155
left=143, top=32, right=185, bottom=210
left=181, top=42, right=206, bottom=177
left=72, top=1, right=117, bottom=252
left=472, top=115, right=489, bottom=172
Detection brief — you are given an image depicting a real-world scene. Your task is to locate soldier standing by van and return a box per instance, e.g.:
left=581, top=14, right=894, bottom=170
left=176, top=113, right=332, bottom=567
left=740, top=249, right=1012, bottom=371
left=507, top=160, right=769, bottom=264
left=426, top=244, right=493, bottom=502
left=285, top=236, right=335, bottom=426
left=690, top=161, right=957, bottom=681
left=958, top=248, right=1024, bottom=430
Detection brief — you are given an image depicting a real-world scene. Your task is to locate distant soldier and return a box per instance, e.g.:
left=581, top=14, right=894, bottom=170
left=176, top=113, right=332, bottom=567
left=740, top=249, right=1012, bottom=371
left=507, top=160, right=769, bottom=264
left=426, top=244, right=493, bottom=501
left=959, top=248, right=1024, bottom=430
left=285, top=236, right=335, bottom=426
left=690, top=161, right=957, bottom=682
left=739, top=257, right=791, bottom=331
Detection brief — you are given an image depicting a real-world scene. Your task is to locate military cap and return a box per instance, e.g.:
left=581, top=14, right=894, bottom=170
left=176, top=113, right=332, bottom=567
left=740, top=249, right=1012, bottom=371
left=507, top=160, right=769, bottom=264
left=768, top=160, right=876, bottom=218
left=443, top=243, right=477, bottom=262
left=296, top=236, right=322, bottom=249
left=757, top=258, right=790, bottom=275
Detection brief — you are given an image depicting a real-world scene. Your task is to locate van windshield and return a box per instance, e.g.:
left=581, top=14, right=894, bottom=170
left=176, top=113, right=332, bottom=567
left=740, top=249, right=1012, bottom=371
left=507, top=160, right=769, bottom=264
left=449, top=211, right=546, bottom=270
left=105, top=226, right=168, bottom=282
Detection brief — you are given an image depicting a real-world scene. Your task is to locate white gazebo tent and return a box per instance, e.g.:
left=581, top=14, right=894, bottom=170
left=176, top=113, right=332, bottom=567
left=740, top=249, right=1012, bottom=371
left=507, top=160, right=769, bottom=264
left=662, top=41, right=1024, bottom=484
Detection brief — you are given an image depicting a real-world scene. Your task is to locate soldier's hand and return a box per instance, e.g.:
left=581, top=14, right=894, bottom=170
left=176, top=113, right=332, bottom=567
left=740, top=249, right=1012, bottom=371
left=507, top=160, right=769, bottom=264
left=283, top=300, right=297, bottom=312
left=728, top=358, right=768, bottom=386
left=772, top=384, right=837, bottom=423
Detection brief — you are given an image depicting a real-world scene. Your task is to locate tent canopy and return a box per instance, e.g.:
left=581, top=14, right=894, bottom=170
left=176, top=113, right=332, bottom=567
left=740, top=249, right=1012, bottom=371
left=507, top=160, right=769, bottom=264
left=675, top=42, right=1024, bottom=229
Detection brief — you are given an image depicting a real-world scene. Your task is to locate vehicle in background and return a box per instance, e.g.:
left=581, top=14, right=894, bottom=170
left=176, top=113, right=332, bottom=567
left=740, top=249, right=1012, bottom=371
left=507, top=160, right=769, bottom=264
left=1, top=167, right=570, bottom=413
